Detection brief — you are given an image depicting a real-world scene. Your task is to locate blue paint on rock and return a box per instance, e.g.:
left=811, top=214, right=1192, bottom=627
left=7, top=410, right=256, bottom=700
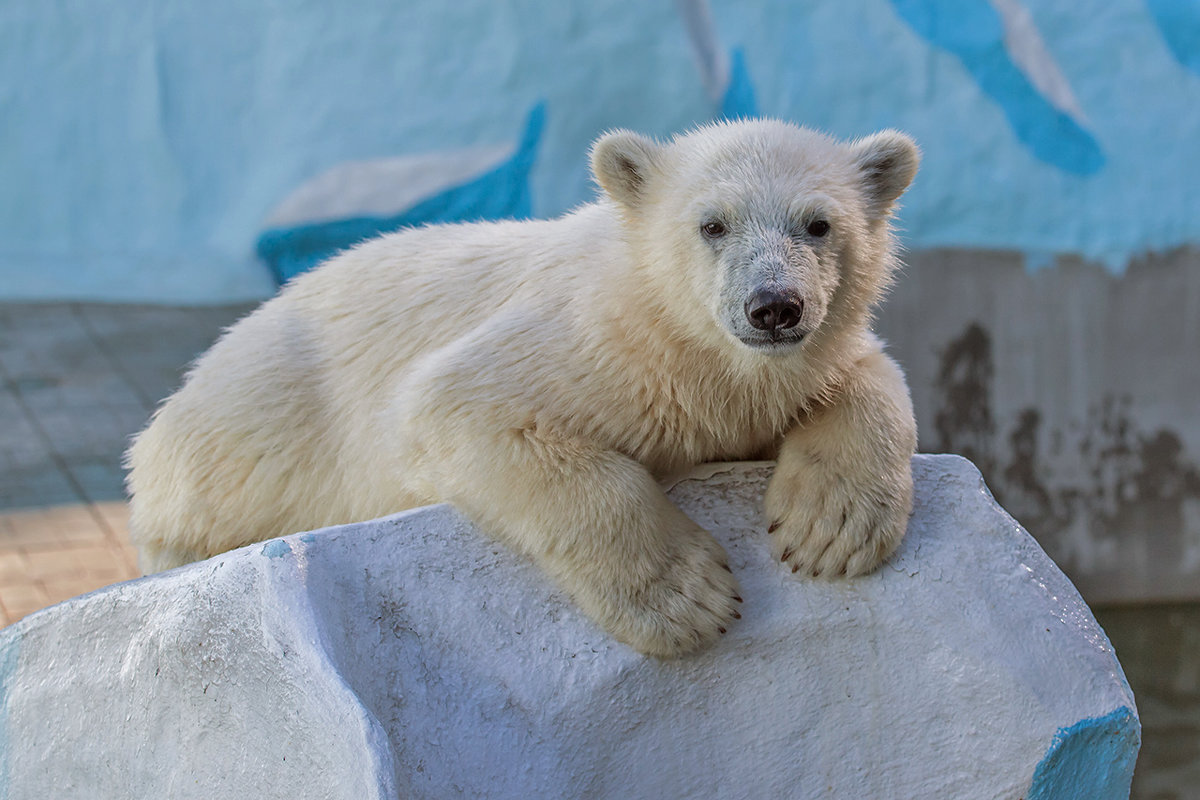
left=889, top=0, right=1104, bottom=175
left=0, top=628, right=21, bottom=800
left=1146, top=0, right=1200, bottom=76
left=262, top=539, right=293, bottom=559
left=257, top=102, right=546, bottom=284
left=720, top=48, right=759, bottom=120
left=1028, top=705, right=1140, bottom=800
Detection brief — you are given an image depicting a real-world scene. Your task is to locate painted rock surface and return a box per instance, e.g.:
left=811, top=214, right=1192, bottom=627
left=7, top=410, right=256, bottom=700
left=0, top=455, right=1138, bottom=798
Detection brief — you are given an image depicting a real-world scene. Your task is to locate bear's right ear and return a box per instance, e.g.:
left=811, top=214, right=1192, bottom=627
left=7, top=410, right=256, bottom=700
left=591, top=130, right=663, bottom=209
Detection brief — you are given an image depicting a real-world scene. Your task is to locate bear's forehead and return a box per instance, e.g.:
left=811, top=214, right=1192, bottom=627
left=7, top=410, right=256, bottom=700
left=675, top=120, right=845, bottom=163
left=670, top=122, right=857, bottom=196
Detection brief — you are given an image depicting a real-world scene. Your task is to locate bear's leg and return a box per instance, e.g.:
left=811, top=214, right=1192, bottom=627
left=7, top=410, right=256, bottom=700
left=134, top=536, right=210, bottom=574
left=765, top=348, right=917, bottom=578
left=420, top=426, right=743, bottom=658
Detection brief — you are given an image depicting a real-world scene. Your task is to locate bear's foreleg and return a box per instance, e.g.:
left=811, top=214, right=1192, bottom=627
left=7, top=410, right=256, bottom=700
left=764, top=348, right=917, bottom=578
left=410, top=418, right=743, bottom=658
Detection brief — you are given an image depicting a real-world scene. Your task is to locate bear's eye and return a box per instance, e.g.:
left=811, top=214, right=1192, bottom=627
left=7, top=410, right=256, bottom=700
left=701, top=220, right=727, bottom=239
left=806, top=219, right=831, bottom=237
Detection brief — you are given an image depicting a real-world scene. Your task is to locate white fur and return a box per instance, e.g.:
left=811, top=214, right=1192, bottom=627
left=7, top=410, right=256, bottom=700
left=127, top=119, right=920, bottom=658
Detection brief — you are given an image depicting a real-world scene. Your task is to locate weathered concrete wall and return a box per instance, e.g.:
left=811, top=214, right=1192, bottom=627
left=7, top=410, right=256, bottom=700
left=878, top=248, right=1200, bottom=603
left=0, top=457, right=1139, bottom=798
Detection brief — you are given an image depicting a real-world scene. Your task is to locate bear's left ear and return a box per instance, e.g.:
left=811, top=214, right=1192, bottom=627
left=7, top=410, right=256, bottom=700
left=591, top=130, right=664, bottom=209
left=851, top=130, right=921, bottom=217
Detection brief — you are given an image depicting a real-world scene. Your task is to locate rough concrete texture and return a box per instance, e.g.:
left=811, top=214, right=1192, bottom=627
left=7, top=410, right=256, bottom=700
left=0, top=455, right=1138, bottom=799
left=878, top=247, right=1200, bottom=603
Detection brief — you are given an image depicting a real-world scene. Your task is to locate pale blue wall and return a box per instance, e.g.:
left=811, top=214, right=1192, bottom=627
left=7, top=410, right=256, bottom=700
left=3, top=0, right=1199, bottom=302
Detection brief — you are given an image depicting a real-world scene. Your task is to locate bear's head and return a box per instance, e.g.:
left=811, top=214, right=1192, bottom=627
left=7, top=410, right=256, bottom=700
left=591, top=120, right=919, bottom=358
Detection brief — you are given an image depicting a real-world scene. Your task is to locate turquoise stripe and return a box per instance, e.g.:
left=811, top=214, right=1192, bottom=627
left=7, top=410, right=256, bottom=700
left=720, top=48, right=759, bottom=120
left=1146, top=0, right=1200, bottom=76
left=890, top=0, right=1104, bottom=175
left=257, top=102, right=546, bottom=285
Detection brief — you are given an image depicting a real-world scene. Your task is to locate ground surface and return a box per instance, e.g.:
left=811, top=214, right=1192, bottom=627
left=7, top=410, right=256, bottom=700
left=0, top=302, right=252, bottom=624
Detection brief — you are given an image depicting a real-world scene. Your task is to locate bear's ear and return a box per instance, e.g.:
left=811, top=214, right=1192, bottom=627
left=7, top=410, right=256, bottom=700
left=591, top=130, right=663, bottom=208
left=851, top=130, right=921, bottom=217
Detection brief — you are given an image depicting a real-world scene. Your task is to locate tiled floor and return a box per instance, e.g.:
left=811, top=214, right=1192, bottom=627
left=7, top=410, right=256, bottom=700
left=0, top=302, right=254, bottom=625
left=0, top=502, right=139, bottom=624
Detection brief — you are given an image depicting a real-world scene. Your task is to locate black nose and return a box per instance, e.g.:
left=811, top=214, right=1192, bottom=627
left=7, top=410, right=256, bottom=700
left=744, top=289, right=803, bottom=331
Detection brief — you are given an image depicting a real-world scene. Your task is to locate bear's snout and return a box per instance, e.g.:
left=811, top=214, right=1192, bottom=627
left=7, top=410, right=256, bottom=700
left=744, top=289, right=803, bottom=332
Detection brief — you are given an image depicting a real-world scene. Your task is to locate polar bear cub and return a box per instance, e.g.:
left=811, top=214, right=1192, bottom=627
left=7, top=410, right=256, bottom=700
left=127, top=119, right=920, bottom=658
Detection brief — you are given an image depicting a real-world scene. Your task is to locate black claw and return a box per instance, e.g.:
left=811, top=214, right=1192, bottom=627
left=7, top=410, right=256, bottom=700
left=791, top=564, right=800, bottom=574
left=780, top=549, right=793, bottom=562
left=768, top=521, right=781, bottom=533
left=718, top=627, right=727, bottom=634
left=732, top=595, right=743, bottom=603
left=722, top=563, right=732, bottom=573
left=732, top=610, right=741, bottom=620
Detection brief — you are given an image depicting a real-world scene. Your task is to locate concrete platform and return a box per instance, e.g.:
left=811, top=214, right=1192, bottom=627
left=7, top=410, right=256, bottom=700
left=0, top=457, right=1140, bottom=799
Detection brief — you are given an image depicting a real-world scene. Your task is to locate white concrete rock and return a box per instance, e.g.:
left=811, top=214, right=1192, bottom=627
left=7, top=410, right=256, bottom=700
left=0, top=455, right=1139, bottom=799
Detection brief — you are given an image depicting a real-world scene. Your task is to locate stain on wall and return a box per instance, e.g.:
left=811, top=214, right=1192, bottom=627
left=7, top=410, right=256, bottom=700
left=933, top=322, right=996, bottom=475
left=933, top=320, right=1200, bottom=595
left=879, top=247, right=1200, bottom=601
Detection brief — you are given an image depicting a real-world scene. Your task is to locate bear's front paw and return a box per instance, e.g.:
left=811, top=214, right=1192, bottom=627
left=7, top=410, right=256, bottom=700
left=764, top=453, right=912, bottom=579
left=569, top=523, right=742, bottom=659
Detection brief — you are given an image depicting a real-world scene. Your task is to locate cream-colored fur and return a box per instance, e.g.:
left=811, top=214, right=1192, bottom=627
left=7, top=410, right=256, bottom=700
left=127, top=119, right=919, bottom=658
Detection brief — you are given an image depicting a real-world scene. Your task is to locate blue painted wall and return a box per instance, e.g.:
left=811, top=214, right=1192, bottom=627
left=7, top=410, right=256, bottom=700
left=3, top=0, right=1199, bottom=302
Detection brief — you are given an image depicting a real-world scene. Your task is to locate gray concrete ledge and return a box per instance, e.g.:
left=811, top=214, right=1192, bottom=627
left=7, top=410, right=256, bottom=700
left=0, top=455, right=1139, bottom=799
